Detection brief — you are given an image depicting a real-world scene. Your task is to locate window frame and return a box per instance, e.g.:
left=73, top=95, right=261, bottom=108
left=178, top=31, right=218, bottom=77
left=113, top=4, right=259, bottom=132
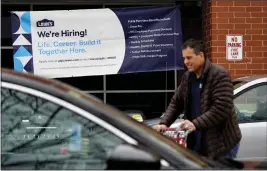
left=234, top=79, right=267, bottom=124
left=1, top=81, right=138, bottom=145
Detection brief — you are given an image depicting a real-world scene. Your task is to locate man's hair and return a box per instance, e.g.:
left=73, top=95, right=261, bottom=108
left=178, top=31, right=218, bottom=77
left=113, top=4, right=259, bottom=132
left=182, top=39, right=206, bottom=59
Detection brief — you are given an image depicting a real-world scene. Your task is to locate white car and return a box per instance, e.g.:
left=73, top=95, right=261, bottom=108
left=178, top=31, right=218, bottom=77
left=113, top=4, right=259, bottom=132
left=144, top=75, right=267, bottom=161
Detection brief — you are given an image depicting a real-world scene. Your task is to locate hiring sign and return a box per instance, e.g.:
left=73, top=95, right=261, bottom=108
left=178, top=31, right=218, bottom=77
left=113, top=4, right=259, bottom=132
left=226, top=35, right=243, bottom=61
left=10, top=6, right=184, bottom=78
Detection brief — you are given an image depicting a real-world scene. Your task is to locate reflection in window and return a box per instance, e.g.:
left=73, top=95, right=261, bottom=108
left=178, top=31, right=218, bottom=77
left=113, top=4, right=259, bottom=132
left=234, top=84, right=267, bottom=122
left=106, top=71, right=175, bottom=90
left=106, top=92, right=174, bottom=119
left=1, top=87, right=125, bottom=170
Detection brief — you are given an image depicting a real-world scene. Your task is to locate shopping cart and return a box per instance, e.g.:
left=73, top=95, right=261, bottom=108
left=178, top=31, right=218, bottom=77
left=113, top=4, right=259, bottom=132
left=159, top=128, right=191, bottom=148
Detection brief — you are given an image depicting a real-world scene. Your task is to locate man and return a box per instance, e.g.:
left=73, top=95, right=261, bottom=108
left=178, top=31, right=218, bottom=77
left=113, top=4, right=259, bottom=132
left=154, top=39, right=242, bottom=159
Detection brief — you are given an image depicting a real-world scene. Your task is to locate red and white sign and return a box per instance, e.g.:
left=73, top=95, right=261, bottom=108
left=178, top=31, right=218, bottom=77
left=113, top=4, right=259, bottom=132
left=226, top=35, right=243, bottom=61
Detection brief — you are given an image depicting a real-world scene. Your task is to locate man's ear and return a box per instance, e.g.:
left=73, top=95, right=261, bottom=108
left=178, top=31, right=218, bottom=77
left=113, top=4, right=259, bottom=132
left=199, top=52, right=205, bottom=59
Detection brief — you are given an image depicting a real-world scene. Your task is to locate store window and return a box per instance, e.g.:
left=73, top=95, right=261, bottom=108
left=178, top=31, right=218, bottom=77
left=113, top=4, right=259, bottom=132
left=1, top=5, right=31, bottom=47
left=56, top=76, right=104, bottom=91
left=106, top=92, right=174, bottom=119
left=1, top=49, right=14, bottom=69
left=106, top=71, right=175, bottom=90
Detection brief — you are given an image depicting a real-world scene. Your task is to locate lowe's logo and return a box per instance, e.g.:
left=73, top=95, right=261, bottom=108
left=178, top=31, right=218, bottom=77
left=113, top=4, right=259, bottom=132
left=36, top=19, right=54, bottom=27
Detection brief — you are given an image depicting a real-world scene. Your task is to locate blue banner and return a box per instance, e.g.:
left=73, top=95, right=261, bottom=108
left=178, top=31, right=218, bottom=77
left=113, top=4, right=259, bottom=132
left=11, top=6, right=183, bottom=78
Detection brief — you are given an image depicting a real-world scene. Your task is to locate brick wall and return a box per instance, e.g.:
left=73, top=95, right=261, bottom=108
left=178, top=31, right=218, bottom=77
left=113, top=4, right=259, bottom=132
left=203, top=0, right=267, bottom=79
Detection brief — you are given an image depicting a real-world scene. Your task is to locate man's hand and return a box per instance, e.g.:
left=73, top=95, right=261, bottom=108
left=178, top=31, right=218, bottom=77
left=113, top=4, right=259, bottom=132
left=153, top=124, right=167, bottom=131
left=180, top=120, right=196, bottom=132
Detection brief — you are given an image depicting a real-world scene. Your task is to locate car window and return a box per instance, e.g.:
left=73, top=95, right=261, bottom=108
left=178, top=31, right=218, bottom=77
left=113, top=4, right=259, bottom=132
left=234, top=84, right=267, bottom=123
left=1, top=87, right=126, bottom=170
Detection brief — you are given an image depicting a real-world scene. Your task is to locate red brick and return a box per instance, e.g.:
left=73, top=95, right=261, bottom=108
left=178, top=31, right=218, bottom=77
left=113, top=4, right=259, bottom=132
left=235, top=12, right=250, bottom=18
left=215, top=18, right=229, bottom=23
left=252, top=24, right=267, bottom=29
left=230, top=64, right=247, bottom=69
left=229, top=18, right=246, bottom=23
left=218, top=12, right=234, bottom=18
left=217, top=1, right=234, bottom=6
left=263, top=18, right=267, bottom=23
left=244, top=46, right=252, bottom=52
left=264, top=41, right=267, bottom=46
left=251, top=1, right=266, bottom=7
left=252, top=57, right=267, bottom=63
left=211, top=12, right=217, bottom=19
left=229, top=7, right=246, bottom=12
left=262, top=1, right=267, bottom=7
left=220, top=63, right=230, bottom=69
left=246, top=52, right=263, bottom=57
left=217, top=47, right=225, bottom=52
left=212, top=46, right=218, bottom=52
left=235, top=24, right=251, bottom=29
left=236, top=70, right=252, bottom=75
left=246, top=7, right=262, bottom=12
left=229, top=29, right=246, bottom=34
left=252, top=47, right=267, bottom=52
left=247, top=64, right=264, bottom=69
left=246, top=29, right=262, bottom=34
left=234, top=1, right=251, bottom=6
left=264, top=52, right=267, bottom=57
left=251, top=12, right=266, bottom=18
left=246, top=40, right=262, bottom=46
left=233, top=74, right=250, bottom=79
left=263, top=7, right=267, bottom=12
left=212, top=24, right=218, bottom=30
left=213, top=52, right=226, bottom=58
left=252, top=70, right=267, bottom=75
left=244, top=35, right=252, bottom=40
left=252, top=35, right=267, bottom=41
left=246, top=18, right=262, bottom=23
left=217, top=58, right=231, bottom=63
left=264, top=64, right=267, bottom=69
left=215, top=35, right=223, bottom=41
left=213, top=41, right=225, bottom=46
left=218, top=24, right=234, bottom=29
left=212, top=29, right=229, bottom=35
left=212, top=7, right=229, bottom=13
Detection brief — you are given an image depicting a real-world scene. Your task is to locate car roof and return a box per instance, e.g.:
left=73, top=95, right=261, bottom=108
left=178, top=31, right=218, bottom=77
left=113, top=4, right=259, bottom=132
left=233, top=75, right=267, bottom=83
left=1, top=68, right=209, bottom=169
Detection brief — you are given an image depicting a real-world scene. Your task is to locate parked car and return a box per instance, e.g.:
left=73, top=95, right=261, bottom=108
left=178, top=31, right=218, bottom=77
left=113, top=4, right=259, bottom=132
left=2, top=68, right=267, bottom=170
left=143, top=75, right=267, bottom=161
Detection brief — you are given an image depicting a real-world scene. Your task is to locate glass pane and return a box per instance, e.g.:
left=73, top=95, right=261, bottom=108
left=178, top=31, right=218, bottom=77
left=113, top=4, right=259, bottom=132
left=56, top=76, right=103, bottom=91
left=235, top=84, right=267, bottom=122
left=1, top=87, right=125, bottom=170
left=1, top=49, right=14, bottom=69
left=106, top=92, right=174, bottom=119
left=1, top=5, right=31, bottom=46
left=106, top=71, right=175, bottom=90
left=33, top=5, right=102, bottom=11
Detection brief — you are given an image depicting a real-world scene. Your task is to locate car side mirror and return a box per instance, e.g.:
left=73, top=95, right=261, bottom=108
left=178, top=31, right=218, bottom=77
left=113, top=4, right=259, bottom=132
left=106, top=144, right=161, bottom=170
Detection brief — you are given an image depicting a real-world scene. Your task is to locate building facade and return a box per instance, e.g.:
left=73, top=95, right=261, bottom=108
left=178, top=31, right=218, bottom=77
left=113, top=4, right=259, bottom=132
left=1, top=0, right=267, bottom=119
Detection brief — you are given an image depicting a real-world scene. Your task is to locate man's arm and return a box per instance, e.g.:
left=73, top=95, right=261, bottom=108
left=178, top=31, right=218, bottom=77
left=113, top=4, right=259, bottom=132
left=192, top=71, right=234, bottom=130
left=159, top=75, right=185, bottom=127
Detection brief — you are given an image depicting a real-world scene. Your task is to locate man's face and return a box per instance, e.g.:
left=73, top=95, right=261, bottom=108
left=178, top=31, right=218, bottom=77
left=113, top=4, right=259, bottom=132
left=182, top=47, right=205, bottom=73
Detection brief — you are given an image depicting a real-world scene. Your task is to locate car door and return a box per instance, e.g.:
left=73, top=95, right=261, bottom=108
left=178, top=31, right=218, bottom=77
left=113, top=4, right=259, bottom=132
left=1, top=83, right=139, bottom=170
left=234, top=83, right=267, bottom=160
